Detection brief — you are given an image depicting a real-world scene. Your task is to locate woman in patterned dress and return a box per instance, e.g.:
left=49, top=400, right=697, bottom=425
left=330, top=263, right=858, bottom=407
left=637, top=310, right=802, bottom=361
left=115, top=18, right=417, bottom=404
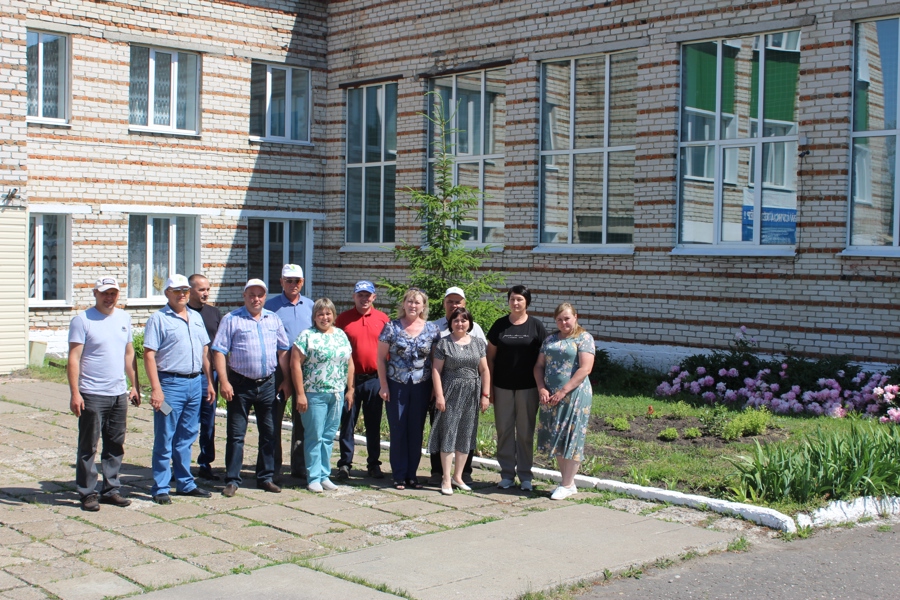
left=534, top=303, right=596, bottom=500
left=428, top=307, right=491, bottom=495
left=291, top=298, right=354, bottom=493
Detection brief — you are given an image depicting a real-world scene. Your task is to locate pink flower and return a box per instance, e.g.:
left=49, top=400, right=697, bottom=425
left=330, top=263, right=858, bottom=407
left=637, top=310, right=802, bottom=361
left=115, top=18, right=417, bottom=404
left=740, top=325, right=747, bottom=333
left=689, top=381, right=702, bottom=394
left=781, top=363, right=788, bottom=370
left=696, top=367, right=707, bottom=375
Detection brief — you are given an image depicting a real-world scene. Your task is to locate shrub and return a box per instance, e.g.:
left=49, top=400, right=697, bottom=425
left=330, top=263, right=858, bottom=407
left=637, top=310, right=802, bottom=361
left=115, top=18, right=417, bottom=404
left=667, top=401, right=692, bottom=420
left=720, top=408, right=771, bottom=441
left=658, top=427, right=679, bottom=441
left=604, top=416, right=631, bottom=432
left=683, top=427, right=703, bottom=440
left=590, top=350, right=662, bottom=396
left=132, top=332, right=144, bottom=359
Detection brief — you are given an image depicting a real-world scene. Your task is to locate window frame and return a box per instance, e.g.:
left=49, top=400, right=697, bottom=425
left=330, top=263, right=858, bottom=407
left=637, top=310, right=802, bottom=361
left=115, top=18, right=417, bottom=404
left=538, top=51, right=637, bottom=250
left=26, top=31, right=69, bottom=125
left=128, top=45, right=201, bottom=135
left=246, top=218, right=313, bottom=296
left=249, top=62, right=312, bottom=144
left=27, top=213, right=71, bottom=307
left=126, top=214, right=200, bottom=303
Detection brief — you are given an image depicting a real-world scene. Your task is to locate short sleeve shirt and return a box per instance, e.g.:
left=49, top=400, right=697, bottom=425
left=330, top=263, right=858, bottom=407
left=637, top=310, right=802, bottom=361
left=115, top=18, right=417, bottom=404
left=378, top=320, right=440, bottom=384
left=211, top=307, right=291, bottom=379
left=487, top=315, right=547, bottom=390
left=143, top=305, right=209, bottom=375
left=68, top=307, right=132, bottom=395
left=294, top=327, right=353, bottom=393
left=264, top=293, right=314, bottom=344
left=335, top=308, right=390, bottom=375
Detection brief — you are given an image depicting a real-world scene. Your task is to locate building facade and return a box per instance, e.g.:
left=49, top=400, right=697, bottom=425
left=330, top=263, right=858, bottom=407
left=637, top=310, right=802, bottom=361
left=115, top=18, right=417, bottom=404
left=2, top=0, right=899, bottom=369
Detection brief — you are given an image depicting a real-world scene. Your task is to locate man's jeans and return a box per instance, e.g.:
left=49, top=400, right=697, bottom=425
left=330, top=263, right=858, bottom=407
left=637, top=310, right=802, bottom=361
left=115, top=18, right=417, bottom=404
left=226, top=375, right=276, bottom=487
left=151, top=374, right=201, bottom=496
left=77, top=392, right=128, bottom=498
left=197, top=373, right=218, bottom=470
left=337, top=376, right=383, bottom=470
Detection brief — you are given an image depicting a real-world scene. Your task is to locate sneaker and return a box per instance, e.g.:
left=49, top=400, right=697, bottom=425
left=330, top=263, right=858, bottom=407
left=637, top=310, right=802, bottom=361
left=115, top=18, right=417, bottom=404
left=81, top=493, right=100, bottom=512
left=99, top=492, right=131, bottom=507
left=497, top=478, right=516, bottom=489
left=520, top=480, right=533, bottom=492
left=367, top=465, right=385, bottom=479
left=335, top=465, right=350, bottom=481
left=307, top=481, right=324, bottom=493
left=321, top=479, right=338, bottom=491
left=550, top=485, right=578, bottom=500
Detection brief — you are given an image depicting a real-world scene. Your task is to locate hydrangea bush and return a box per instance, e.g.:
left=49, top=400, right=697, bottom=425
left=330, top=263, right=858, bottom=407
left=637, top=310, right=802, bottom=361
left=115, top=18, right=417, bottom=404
left=656, top=327, right=899, bottom=420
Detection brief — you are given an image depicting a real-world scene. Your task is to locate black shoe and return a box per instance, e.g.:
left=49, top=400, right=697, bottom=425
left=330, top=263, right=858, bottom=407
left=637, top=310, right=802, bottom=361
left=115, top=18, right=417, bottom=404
left=335, top=465, right=350, bottom=480
left=367, top=465, right=385, bottom=479
left=222, top=483, right=238, bottom=498
left=197, top=467, right=219, bottom=481
left=99, top=493, right=131, bottom=507
left=257, top=480, right=281, bottom=493
left=81, top=493, right=100, bottom=512
left=290, top=470, right=307, bottom=481
left=272, top=475, right=282, bottom=485
left=176, top=487, right=211, bottom=498
left=152, top=494, right=172, bottom=505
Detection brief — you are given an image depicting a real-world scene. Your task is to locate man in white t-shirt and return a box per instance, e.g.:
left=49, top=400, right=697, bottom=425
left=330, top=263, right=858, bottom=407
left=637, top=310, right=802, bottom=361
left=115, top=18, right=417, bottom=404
left=68, top=276, right=141, bottom=512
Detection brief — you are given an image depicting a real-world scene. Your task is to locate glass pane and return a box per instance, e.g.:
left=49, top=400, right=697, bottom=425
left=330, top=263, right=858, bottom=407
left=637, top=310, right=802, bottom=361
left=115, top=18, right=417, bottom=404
left=346, top=167, right=363, bottom=243
left=855, top=20, right=899, bottom=132
left=27, top=32, right=38, bottom=117
left=128, top=215, right=147, bottom=298
left=679, top=147, right=715, bottom=243
left=457, top=162, right=481, bottom=240
left=175, top=216, right=196, bottom=276
left=609, top=51, right=638, bottom=147
left=28, top=217, right=36, bottom=298
left=290, top=68, right=309, bottom=141
left=365, top=86, right=383, bottom=162
left=572, top=152, right=603, bottom=243
left=151, top=218, right=170, bottom=294
left=485, top=70, right=505, bottom=155
left=850, top=136, right=896, bottom=246
left=176, top=53, right=198, bottom=131
left=288, top=221, right=307, bottom=295
left=431, top=77, right=453, bottom=157
left=720, top=37, right=758, bottom=140
left=385, top=83, right=397, bottom=159
left=364, top=166, right=382, bottom=243
left=129, top=46, right=150, bottom=126
left=542, top=61, right=570, bottom=151
left=574, top=55, right=605, bottom=150
left=761, top=141, right=798, bottom=244
left=41, top=34, right=65, bottom=119
left=681, top=42, right=718, bottom=142
left=154, top=52, right=172, bottom=126
left=267, top=221, right=284, bottom=295
left=347, top=88, right=363, bottom=163
left=608, top=150, right=635, bottom=244
left=763, top=33, right=800, bottom=137
left=540, top=154, right=570, bottom=243
left=270, top=68, right=286, bottom=137
left=383, top=164, right=395, bottom=243
left=483, top=157, right=504, bottom=243
left=721, top=146, right=754, bottom=242
left=247, top=218, right=264, bottom=279
left=249, top=63, right=267, bottom=136
left=457, top=72, right=482, bottom=155
left=42, top=215, right=64, bottom=300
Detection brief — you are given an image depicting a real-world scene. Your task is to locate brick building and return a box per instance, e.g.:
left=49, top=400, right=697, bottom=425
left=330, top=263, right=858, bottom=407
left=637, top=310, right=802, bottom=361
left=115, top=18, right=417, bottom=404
left=2, top=0, right=899, bottom=370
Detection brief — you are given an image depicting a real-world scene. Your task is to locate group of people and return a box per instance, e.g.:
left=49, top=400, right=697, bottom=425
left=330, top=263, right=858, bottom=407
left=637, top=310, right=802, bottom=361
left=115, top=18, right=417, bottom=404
left=68, top=269, right=596, bottom=511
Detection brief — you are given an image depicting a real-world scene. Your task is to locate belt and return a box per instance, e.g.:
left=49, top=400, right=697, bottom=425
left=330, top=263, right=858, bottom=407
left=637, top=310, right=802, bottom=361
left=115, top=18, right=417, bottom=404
left=228, top=369, right=274, bottom=386
left=160, top=371, right=200, bottom=379
left=355, top=373, right=378, bottom=383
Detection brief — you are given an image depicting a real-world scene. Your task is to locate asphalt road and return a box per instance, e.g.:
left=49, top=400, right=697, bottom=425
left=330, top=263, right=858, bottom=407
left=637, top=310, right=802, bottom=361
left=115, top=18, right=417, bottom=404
left=582, top=522, right=899, bottom=599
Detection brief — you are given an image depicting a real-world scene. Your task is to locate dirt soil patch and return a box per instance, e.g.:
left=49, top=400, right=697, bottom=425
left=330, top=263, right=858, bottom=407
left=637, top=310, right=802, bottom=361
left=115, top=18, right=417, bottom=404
left=591, top=415, right=788, bottom=448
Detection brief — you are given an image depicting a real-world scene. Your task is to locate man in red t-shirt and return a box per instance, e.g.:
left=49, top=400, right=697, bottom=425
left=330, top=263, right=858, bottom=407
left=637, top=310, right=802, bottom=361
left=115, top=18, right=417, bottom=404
left=334, top=281, right=391, bottom=479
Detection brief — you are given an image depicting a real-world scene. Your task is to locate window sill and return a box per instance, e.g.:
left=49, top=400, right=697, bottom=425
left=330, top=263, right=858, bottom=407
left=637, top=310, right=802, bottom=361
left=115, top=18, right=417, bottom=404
left=670, top=245, right=795, bottom=257
left=463, top=243, right=504, bottom=252
left=249, top=137, right=314, bottom=148
left=125, top=298, right=167, bottom=307
left=532, top=245, right=635, bottom=255
left=27, top=118, right=71, bottom=128
left=128, top=127, right=200, bottom=138
left=839, top=247, right=900, bottom=258
left=28, top=301, right=74, bottom=309
left=339, top=244, right=397, bottom=253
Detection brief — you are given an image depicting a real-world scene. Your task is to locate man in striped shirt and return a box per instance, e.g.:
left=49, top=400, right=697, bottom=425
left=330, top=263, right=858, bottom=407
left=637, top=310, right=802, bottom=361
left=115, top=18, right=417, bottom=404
left=212, top=279, right=292, bottom=497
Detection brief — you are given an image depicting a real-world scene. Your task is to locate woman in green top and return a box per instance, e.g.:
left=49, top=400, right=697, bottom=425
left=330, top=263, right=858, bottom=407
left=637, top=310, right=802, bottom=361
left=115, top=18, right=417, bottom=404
left=291, top=298, right=354, bottom=493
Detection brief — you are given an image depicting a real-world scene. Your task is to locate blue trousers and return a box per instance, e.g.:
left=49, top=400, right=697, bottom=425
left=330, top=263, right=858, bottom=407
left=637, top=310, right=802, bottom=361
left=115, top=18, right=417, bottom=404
left=300, top=392, right=343, bottom=484
left=152, top=373, right=201, bottom=496
left=197, top=373, right=218, bottom=469
left=225, top=376, right=276, bottom=487
left=385, top=379, right=431, bottom=483
left=337, top=376, right=383, bottom=469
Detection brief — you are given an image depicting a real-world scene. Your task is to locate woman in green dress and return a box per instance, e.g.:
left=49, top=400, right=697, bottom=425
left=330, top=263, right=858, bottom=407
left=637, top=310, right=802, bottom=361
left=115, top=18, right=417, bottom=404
left=534, top=303, right=595, bottom=500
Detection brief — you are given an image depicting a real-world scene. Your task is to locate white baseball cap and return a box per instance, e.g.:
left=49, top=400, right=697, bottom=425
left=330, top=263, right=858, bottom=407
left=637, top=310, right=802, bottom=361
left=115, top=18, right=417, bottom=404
left=94, top=277, right=120, bottom=292
left=281, top=264, right=304, bottom=278
left=164, top=274, right=191, bottom=290
left=444, top=286, right=466, bottom=299
left=244, top=278, right=268, bottom=292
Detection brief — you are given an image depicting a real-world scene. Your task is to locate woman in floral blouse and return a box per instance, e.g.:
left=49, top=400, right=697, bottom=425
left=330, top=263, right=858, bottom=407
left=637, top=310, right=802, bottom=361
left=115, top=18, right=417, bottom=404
left=534, top=303, right=595, bottom=501
left=291, top=298, right=354, bottom=493
left=377, top=288, right=440, bottom=489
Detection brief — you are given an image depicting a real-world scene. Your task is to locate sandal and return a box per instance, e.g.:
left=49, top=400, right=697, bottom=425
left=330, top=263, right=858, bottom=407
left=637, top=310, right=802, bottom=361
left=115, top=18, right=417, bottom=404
left=406, top=479, right=423, bottom=489
left=393, top=481, right=406, bottom=490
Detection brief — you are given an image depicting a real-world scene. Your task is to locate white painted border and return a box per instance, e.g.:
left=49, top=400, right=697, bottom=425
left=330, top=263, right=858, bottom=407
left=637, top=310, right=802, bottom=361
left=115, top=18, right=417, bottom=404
left=100, top=204, right=221, bottom=216
left=223, top=209, right=326, bottom=221
left=28, top=204, right=91, bottom=214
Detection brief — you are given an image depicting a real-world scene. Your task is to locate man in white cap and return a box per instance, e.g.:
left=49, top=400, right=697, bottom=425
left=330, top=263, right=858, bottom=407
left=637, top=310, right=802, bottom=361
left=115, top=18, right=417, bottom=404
left=429, top=286, right=486, bottom=484
left=264, top=264, right=313, bottom=481
left=68, top=276, right=141, bottom=511
left=144, top=274, right=215, bottom=504
left=213, top=279, right=292, bottom=497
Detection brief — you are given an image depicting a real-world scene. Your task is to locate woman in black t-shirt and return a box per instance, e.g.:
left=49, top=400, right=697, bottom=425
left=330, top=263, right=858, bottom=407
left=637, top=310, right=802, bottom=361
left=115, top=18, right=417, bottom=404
left=486, top=285, right=547, bottom=491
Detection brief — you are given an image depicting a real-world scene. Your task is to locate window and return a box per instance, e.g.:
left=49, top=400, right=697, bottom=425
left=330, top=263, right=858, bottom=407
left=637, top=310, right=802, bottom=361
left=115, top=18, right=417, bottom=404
left=850, top=18, right=900, bottom=247
left=345, top=82, right=397, bottom=244
left=540, top=53, right=636, bottom=245
left=26, top=32, right=68, bottom=122
left=249, top=63, right=311, bottom=142
left=28, top=214, right=68, bottom=304
left=678, top=33, right=800, bottom=246
left=127, top=215, right=198, bottom=299
left=430, top=69, right=506, bottom=243
left=247, top=219, right=308, bottom=295
left=129, top=46, right=200, bottom=133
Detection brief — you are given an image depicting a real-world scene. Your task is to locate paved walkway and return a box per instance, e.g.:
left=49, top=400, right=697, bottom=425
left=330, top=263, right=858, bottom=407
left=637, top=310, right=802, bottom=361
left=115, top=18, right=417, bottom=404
left=0, top=379, right=757, bottom=600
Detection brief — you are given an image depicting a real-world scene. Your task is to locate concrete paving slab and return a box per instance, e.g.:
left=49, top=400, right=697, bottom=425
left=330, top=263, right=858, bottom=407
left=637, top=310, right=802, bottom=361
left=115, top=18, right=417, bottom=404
left=42, top=572, right=142, bottom=600
left=0, top=571, right=26, bottom=592
left=0, top=400, right=37, bottom=414
left=119, top=557, right=213, bottom=588
left=188, top=549, right=271, bottom=574
left=149, top=535, right=236, bottom=558
left=138, top=563, right=403, bottom=599
left=375, top=498, right=448, bottom=517
left=250, top=536, right=329, bottom=561
left=318, top=503, right=733, bottom=600
left=0, top=586, right=51, bottom=599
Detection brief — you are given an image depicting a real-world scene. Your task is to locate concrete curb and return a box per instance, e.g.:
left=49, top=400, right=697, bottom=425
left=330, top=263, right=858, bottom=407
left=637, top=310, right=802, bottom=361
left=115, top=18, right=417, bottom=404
left=796, top=496, right=900, bottom=528
left=214, top=409, right=797, bottom=533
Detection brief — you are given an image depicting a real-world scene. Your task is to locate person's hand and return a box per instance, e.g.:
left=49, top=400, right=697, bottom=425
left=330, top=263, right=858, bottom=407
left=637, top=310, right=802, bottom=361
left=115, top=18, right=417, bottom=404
left=129, top=388, right=141, bottom=407
left=549, top=390, right=565, bottom=406
left=539, top=388, right=551, bottom=406
left=278, top=381, right=293, bottom=400
left=345, top=389, right=354, bottom=408
left=70, top=392, right=84, bottom=417
left=220, top=381, right=234, bottom=402
left=150, top=388, right=165, bottom=410
left=205, top=383, right=216, bottom=404
left=435, top=397, right=446, bottom=412
left=379, top=386, right=390, bottom=402
left=295, top=394, right=309, bottom=414
left=480, top=396, right=490, bottom=413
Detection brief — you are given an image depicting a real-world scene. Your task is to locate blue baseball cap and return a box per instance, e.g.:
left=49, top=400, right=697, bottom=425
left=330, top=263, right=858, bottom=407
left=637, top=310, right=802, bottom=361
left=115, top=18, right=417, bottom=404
left=354, top=281, right=376, bottom=294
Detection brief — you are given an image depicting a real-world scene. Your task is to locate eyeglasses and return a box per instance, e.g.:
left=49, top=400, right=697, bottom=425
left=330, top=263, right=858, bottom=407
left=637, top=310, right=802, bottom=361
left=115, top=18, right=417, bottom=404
left=283, top=278, right=302, bottom=284
left=169, top=288, right=190, bottom=295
